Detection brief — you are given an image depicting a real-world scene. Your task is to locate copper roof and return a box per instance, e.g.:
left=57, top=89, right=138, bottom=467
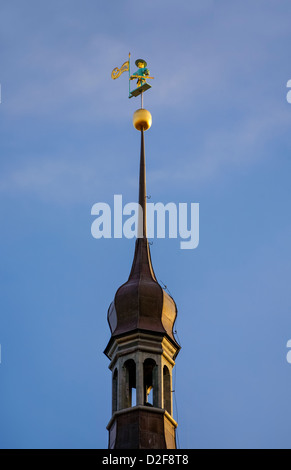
left=106, top=129, right=180, bottom=350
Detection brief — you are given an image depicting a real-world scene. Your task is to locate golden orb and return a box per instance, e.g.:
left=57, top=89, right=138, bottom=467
left=133, top=108, right=152, bottom=131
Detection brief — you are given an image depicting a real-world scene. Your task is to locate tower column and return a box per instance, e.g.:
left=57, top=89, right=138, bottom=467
left=117, top=360, right=123, bottom=411
left=136, top=353, right=144, bottom=406
left=155, top=356, right=163, bottom=409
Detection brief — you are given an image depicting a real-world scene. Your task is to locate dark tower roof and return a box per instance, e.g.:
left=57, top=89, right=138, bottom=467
left=106, top=129, right=180, bottom=353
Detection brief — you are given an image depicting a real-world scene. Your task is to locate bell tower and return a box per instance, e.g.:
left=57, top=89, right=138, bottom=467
left=104, top=57, right=180, bottom=449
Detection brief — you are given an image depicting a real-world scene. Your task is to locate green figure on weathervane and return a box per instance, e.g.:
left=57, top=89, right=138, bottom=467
left=111, top=53, right=153, bottom=131
left=111, top=53, right=154, bottom=102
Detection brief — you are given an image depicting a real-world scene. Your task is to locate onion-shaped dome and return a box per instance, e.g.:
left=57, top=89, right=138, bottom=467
left=107, top=236, right=179, bottom=349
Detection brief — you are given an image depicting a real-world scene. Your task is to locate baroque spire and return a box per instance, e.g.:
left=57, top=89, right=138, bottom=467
left=104, top=56, right=180, bottom=450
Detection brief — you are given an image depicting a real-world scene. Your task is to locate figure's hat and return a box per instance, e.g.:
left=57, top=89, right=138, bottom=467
left=135, top=58, right=147, bottom=67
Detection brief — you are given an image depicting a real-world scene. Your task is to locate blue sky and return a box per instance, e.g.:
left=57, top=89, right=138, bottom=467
left=1, top=0, right=291, bottom=449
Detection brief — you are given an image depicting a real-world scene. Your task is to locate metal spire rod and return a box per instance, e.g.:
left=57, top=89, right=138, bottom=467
left=138, top=128, right=147, bottom=239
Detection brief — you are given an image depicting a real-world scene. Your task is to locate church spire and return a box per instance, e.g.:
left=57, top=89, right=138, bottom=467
left=105, top=57, right=180, bottom=449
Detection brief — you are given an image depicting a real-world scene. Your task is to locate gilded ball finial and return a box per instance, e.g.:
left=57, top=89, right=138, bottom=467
left=133, top=108, right=152, bottom=131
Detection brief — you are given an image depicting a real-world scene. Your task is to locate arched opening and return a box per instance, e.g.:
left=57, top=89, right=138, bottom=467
left=112, top=368, right=118, bottom=413
left=124, top=359, right=136, bottom=408
left=143, top=358, right=157, bottom=407
left=163, top=365, right=171, bottom=414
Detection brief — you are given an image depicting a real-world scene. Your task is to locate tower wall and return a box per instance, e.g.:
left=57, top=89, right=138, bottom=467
left=107, top=407, right=177, bottom=449
left=105, top=332, right=178, bottom=449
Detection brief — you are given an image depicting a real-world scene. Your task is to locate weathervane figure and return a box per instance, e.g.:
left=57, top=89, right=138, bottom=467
left=111, top=53, right=154, bottom=105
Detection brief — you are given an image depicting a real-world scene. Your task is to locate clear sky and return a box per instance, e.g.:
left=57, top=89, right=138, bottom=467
left=1, top=0, right=291, bottom=449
